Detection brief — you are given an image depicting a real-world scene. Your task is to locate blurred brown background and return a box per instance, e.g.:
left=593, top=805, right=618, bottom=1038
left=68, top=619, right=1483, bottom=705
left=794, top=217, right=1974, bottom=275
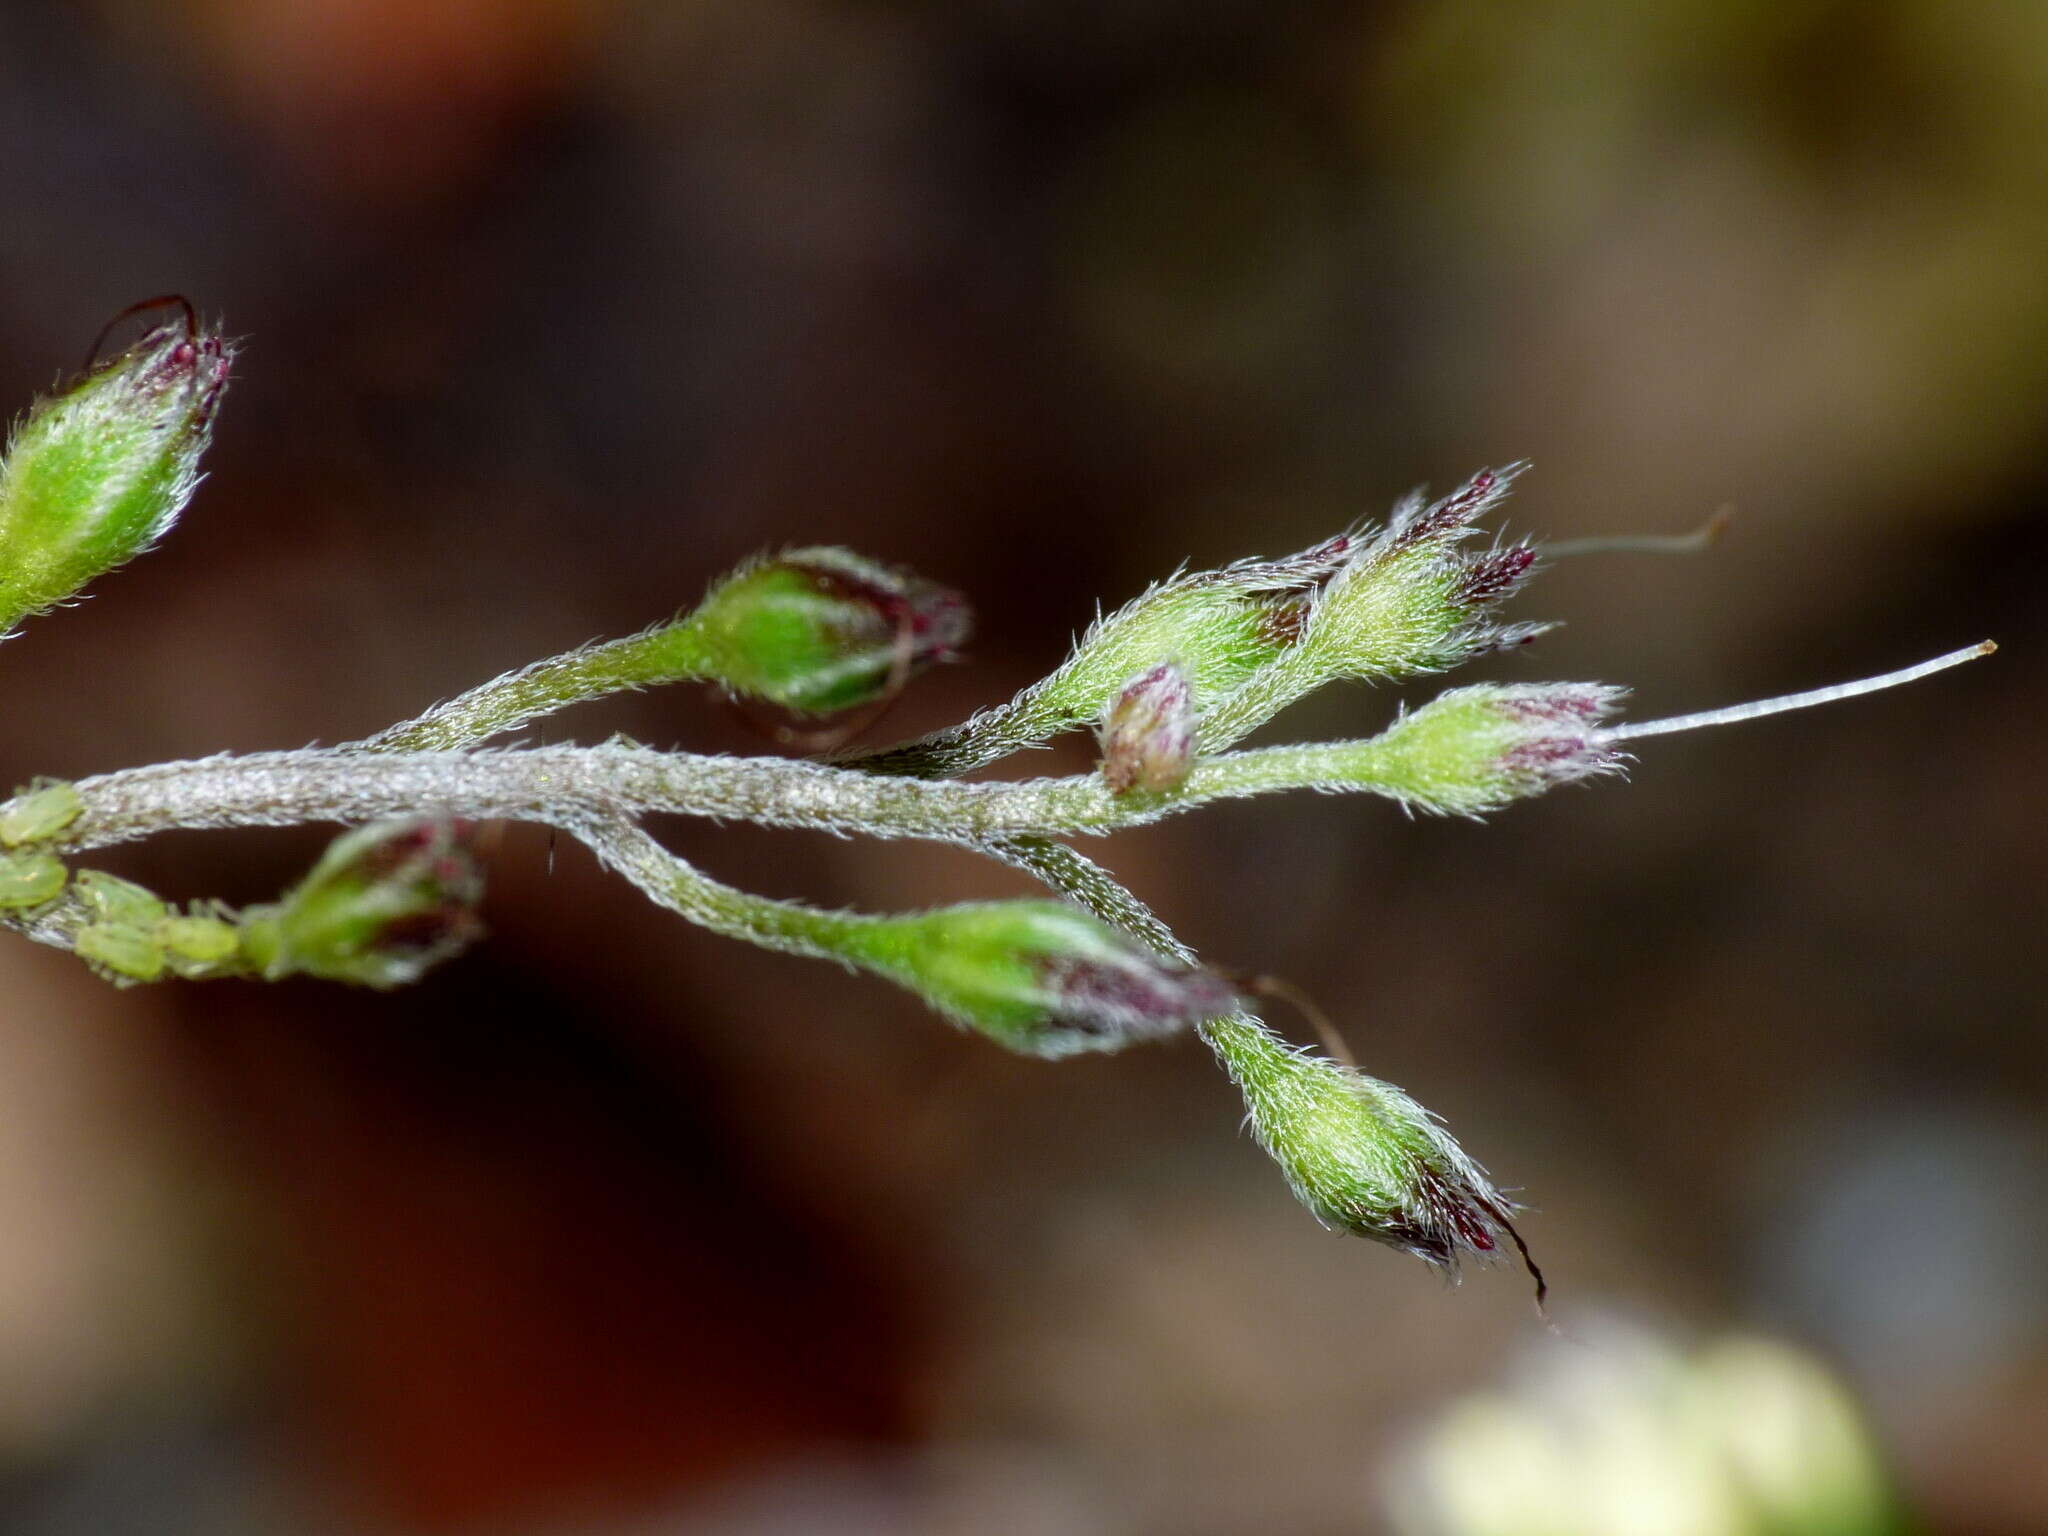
left=0, top=2, right=2042, bottom=1532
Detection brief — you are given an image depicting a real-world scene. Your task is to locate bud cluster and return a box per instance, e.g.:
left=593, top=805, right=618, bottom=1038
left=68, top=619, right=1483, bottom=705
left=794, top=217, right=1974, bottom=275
left=871, top=467, right=1548, bottom=779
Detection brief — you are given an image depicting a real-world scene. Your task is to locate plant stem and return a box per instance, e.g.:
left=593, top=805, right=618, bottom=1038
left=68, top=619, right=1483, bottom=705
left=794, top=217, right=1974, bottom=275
left=47, top=731, right=1489, bottom=855
left=356, top=622, right=712, bottom=751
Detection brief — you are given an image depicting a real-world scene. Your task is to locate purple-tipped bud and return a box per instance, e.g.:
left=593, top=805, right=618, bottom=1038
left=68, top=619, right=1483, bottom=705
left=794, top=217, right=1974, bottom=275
left=1329, top=682, right=1626, bottom=816
left=1452, top=542, right=1538, bottom=608
left=1216, top=1022, right=1539, bottom=1287
left=690, top=547, right=971, bottom=714
left=842, top=900, right=1240, bottom=1058
left=1099, top=662, right=1196, bottom=794
left=0, top=305, right=233, bottom=631
left=1382, top=463, right=1526, bottom=552
left=240, top=818, right=486, bottom=988
left=1490, top=684, right=1628, bottom=793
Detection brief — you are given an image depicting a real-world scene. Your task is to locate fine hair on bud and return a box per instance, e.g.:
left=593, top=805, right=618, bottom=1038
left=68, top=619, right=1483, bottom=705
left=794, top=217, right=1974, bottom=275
left=839, top=899, right=1240, bottom=1059
left=0, top=302, right=233, bottom=632
left=240, top=818, right=486, bottom=988
left=1333, top=682, right=1627, bottom=817
left=689, top=547, right=971, bottom=715
left=1221, top=1024, right=1538, bottom=1290
left=1099, top=661, right=1196, bottom=794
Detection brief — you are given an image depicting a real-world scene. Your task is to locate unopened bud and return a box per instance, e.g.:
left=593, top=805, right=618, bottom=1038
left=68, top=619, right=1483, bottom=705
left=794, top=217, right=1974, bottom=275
left=1298, top=468, right=1542, bottom=680
left=1225, top=1027, right=1526, bottom=1275
left=841, top=899, right=1239, bottom=1058
left=240, top=818, right=485, bottom=988
left=1337, top=683, right=1625, bottom=816
left=1099, top=662, right=1195, bottom=794
left=0, top=307, right=232, bottom=631
left=689, top=548, right=970, bottom=714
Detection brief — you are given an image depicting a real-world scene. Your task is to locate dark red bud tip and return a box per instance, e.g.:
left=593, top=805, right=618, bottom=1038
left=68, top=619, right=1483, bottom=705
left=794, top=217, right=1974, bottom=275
left=781, top=553, right=974, bottom=668
left=125, top=320, right=235, bottom=433
left=1387, top=464, right=1527, bottom=550
left=1455, top=544, right=1538, bottom=607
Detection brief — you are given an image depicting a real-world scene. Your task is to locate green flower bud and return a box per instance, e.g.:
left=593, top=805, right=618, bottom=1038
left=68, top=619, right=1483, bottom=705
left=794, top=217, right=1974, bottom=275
left=74, top=869, right=169, bottom=928
left=240, top=819, right=485, bottom=988
left=1216, top=1019, right=1527, bottom=1275
left=1032, top=537, right=1356, bottom=725
left=840, top=899, right=1239, bottom=1058
left=0, top=307, right=233, bottom=631
left=1098, top=661, right=1195, bottom=795
left=1330, top=683, right=1626, bottom=816
left=0, top=780, right=82, bottom=846
left=1296, top=468, right=1541, bottom=683
left=75, top=922, right=166, bottom=984
left=688, top=548, right=970, bottom=714
left=0, top=849, right=67, bottom=908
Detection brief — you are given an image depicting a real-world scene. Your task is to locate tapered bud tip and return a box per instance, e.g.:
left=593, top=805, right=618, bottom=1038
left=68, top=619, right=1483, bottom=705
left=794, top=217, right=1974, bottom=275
left=1452, top=543, right=1537, bottom=608
left=850, top=900, right=1238, bottom=1058
left=1099, top=661, right=1196, bottom=794
left=241, top=818, right=485, bottom=988
left=1489, top=684, right=1627, bottom=791
left=1340, top=683, right=1624, bottom=816
left=1286, top=467, right=1547, bottom=684
left=0, top=308, right=234, bottom=629
left=1385, top=463, right=1527, bottom=551
left=1235, top=1044, right=1529, bottom=1278
left=693, top=548, right=971, bottom=714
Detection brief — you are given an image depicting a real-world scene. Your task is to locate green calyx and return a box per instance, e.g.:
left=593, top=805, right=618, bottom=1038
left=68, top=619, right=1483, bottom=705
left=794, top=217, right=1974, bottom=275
left=241, top=819, right=485, bottom=988
left=1319, top=683, right=1625, bottom=816
left=686, top=548, right=970, bottom=715
left=1207, top=1015, right=1517, bottom=1271
left=838, top=899, right=1238, bottom=1058
left=0, top=314, right=232, bottom=633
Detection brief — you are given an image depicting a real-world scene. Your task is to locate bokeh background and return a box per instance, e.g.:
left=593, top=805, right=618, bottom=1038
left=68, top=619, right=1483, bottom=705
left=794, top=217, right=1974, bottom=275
left=0, top=2, right=2042, bottom=1532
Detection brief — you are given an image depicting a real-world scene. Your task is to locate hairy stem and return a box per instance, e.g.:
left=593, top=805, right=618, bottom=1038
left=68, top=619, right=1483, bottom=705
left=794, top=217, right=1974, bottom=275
left=356, top=623, right=713, bottom=752
left=47, top=731, right=1502, bottom=854
left=978, top=832, right=1287, bottom=1068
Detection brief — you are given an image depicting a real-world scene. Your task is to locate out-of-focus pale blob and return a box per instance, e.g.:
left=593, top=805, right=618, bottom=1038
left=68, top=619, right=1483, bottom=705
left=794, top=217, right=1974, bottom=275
left=1384, top=1318, right=1903, bottom=1536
